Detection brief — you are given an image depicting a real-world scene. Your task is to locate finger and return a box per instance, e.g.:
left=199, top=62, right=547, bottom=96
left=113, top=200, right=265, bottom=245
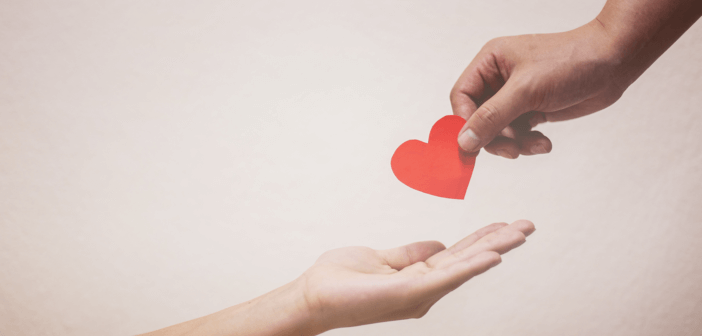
left=433, top=220, right=535, bottom=269
left=416, top=251, right=502, bottom=299
left=457, top=80, right=532, bottom=153
left=517, top=131, right=552, bottom=155
left=483, top=111, right=545, bottom=159
left=544, top=96, right=616, bottom=122
left=499, top=125, right=518, bottom=139
left=425, top=222, right=507, bottom=267
left=379, top=241, right=446, bottom=271
left=451, top=228, right=525, bottom=264
left=450, top=84, right=480, bottom=120
left=451, top=52, right=506, bottom=119
left=509, top=111, right=541, bottom=133
left=526, top=111, right=547, bottom=128
left=511, top=219, right=537, bottom=237
left=483, top=136, right=520, bottom=159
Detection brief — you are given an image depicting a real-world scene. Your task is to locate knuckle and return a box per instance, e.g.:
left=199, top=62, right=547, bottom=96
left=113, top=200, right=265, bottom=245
left=483, top=37, right=511, bottom=62
left=483, top=37, right=505, bottom=51
left=449, top=87, right=461, bottom=102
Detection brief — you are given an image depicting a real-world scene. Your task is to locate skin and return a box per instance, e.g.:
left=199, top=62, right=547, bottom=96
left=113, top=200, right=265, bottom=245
left=453, top=0, right=702, bottom=159
left=139, top=220, right=536, bottom=335
left=140, top=0, right=700, bottom=334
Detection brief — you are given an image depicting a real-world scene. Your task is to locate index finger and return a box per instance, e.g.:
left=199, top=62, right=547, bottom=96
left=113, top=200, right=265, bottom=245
left=425, top=222, right=506, bottom=267
left=426, top=220, right=535, bottom=268
left=450, top=50, right=506, bottom=119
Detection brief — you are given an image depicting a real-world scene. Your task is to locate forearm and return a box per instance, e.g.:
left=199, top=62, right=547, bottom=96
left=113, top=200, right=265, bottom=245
left=596, top=0, right=702, bottom=87
left=139, top=280, right=321, bottom=336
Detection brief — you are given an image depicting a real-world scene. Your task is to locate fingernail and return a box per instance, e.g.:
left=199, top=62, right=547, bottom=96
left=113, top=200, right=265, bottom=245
left=531, top=144, right=548, bottom=154
left=496, top=149, right=515, bottom=159
left=458, top=129, right=481, bottom=152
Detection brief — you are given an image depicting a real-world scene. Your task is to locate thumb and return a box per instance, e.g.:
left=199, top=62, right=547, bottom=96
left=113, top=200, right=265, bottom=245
left=457, top=81, right=532, bottom=152
left=378, top=241, right=446, bottom=271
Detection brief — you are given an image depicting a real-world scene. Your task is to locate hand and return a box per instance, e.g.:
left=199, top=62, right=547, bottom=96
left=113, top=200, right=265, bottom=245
left=453, top=0, right=702, bottom=159
left=452, top=20, right=626, bottom=159
left=297, top=220, right=536, bottom=332
left=140, top=220, right=535, bottom=336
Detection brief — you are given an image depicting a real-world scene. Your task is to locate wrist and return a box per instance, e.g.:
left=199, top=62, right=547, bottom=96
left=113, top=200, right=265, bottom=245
left=589, top=0, right=702, bottom=90
left=578, top=19, right=626, bottom=67
left=209, top=280, right=325, bottom=336
left=283, top=278, right=329, bottom=336
left=575, top=19, right=634, bottom=91
left=139, top=279, right=325, bottom=336
left=590, top=17, right=640, bottom=65
left=251, top=280, right=326, bottom=336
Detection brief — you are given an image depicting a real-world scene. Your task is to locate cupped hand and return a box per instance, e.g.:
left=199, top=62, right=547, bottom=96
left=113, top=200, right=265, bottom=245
left=451, top=20, right=628, bottom=158
left=296, top=220, right=536, bottom=332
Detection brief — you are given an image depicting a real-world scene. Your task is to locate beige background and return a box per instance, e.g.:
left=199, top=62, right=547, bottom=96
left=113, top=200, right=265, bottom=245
left=1, top=1, right=701, bottom=335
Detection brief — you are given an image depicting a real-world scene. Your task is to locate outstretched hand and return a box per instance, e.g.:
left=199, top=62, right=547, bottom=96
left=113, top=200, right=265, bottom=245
left=140, top=220, right=536, bottom=336
left=299, top=220, right=536, bottom=332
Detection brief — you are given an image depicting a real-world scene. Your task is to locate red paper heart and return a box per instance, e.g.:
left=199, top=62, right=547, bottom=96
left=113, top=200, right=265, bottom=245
left=391, top=115, right=477, bottom=199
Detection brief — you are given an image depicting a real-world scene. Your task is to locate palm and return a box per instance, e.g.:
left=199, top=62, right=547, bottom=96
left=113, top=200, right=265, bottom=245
left=298, top=220, right=535, bottom=331
left=302, top=247, right=418, bottom=327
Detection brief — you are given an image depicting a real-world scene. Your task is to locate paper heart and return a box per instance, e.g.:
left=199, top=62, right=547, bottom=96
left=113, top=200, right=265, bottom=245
left=391, top=115, right=477, bottom=199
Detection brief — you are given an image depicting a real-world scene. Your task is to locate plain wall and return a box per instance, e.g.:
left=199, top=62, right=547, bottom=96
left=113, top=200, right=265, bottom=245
left=1, top=1, right=701, bottom=335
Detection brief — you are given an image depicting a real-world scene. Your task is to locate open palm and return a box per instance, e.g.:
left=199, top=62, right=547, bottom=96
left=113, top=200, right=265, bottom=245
left=298, top=220, right=535, bottom=331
